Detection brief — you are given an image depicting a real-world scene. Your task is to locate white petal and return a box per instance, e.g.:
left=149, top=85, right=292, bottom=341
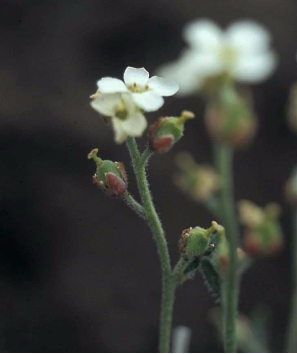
left=147, top=76, right=179, bottom=96
left=112, top=118, right=128, bottom=144
left=226, top=20, right=271, bottom=53
left=121, top=92, right=137, bottom=114
left=132, top=91, right=164, bottom=112
left=157, top=49, right=223, bottom=96
left=97, top=77, right=128, bottom=93
left=182, top=19, right=223, bottom=50
left=231, top=51, right=277, bottom=83
left=91, top=93, right=121, bottom=116
left=121, top=112, right=148, bottom=136
left=123, top=67, right=149, bottom=87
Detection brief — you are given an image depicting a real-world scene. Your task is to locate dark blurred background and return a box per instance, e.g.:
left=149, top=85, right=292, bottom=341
left=1, top=0, right=297, bottom=352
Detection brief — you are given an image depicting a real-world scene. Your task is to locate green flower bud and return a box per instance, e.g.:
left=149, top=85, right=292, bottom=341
left=205, top=83, right=257, bottom=148
left=179, top=222, right=217, bottom=259
left=88, top=149, right=127, bottom=197
left=238, top=200, right=283, bottom=256
left=149, top=111, right=195, bottom=153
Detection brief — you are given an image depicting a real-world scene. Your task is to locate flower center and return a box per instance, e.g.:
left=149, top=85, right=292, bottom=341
left=219, top=46, right=238, bottom=67
left=115, top=100, right=128, bottom=120
left=128, top=83, right=150, bottom=93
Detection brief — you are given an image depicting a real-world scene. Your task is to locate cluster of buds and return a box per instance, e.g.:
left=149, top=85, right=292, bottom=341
left=205, top=83, right=257, bottom=148
left=174, top=152, right=220, bottom=203
left=149, top=111, right=195, bottom=153
left=238, top=200, right=283, bottom=256
left=88, top=149, right=127, bottom=197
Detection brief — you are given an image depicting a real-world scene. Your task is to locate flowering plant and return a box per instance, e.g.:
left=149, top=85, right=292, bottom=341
left=86, top=19, right=297, bottom=353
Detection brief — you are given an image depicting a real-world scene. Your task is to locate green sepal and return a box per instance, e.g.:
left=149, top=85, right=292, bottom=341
left=154, top=117, right=184, bottom=143
left=96, top=160, right=122, bottom=188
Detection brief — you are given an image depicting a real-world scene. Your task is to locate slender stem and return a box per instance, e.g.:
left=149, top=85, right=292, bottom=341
left=214, top=144, right=239, bottom=353
left=122, top=191, right=146, bottom=219
left=286, top=210, right=297, bottom=352
left=140, top=145, right=154, bottom=167
left=126, top=137, right=175, bottom=353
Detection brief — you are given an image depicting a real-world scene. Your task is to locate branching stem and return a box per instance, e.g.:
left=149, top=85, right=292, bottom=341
left=126, top=137, right=175, bottom=353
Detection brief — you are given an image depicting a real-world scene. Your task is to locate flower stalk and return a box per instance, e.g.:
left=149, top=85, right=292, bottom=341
left=214, top=144, right=240, bottom=353
left=126, top=137, right=175, bottom=353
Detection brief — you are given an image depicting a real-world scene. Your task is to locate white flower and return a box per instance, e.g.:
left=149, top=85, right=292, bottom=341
left=157, top=19, right=277, bottom=96
left=96, top=66, right=179, bottom=112
left=91, top=92, right=147, bottom=144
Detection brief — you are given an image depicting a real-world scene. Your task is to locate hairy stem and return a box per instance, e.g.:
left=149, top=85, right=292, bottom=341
left=286, top=210, right=297, bottom=352
left=122, top=191, right=146, bottom=219
left=214, top=144, right=239, bottom=353
left=126, top=137, right=174, bottom=353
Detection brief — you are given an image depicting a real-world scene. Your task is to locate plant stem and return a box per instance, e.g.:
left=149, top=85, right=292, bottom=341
left=214, top=144, right=239, bottom=353
left=122, top=191, right=146, bottom=219
left=286, top=210, right=297, bottom=352
left=126, top=137, right=175, bottom=353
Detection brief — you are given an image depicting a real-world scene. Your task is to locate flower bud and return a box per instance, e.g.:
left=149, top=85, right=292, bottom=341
left=88, top=148, right=127, bottom=197
left=174, top=152, right=220, bottom=203
left=149, top=111, right=195, bottom=153
left=179, top=222, right=218, bottom=259
left=238, top=200, right=283, bottom=256
left=205, top=84, right=257, bottom=148
left=284, top=166, right=297, bottom=208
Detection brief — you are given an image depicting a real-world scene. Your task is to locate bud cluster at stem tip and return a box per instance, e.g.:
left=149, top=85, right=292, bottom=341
left=238, top=200, right=283, bottom=256
left=149, top=110, right=195, bottom=153
left=88, top=148, right=127, bottom=197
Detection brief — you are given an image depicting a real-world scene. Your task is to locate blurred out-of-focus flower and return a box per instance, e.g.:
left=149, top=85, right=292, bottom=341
left=157, top=19, right=277, bottom=95
left=174, top=152, right=220, bottom=202
left=238, top=200, right=283, bottom=256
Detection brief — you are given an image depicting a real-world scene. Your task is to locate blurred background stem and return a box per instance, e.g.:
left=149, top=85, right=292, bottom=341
left=126, top=137, right=174, bottom=353
left=214, top=144, right=240, bottom=352
left=286, top=210, right=297, bottom=352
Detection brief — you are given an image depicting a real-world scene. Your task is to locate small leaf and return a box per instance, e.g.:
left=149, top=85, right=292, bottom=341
left=199, top=257, right=221, bottom=300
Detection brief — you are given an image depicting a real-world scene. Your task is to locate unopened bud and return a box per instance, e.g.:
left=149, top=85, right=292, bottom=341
left=238, top=200, right=283, bottom=256
left=88, top=148, right=127, bottom=197
left=174, top=152, right=220, bottom=203
left=179, top=222, right=217, bottom=259
left=149, top=111, right=195, bottom=153
left=205, top=84, right=257, bottom=148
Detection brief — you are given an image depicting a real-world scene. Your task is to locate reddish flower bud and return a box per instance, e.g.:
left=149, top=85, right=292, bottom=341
left=149, top=111, right=195, bottom=153
left=88, top=149, right=127, bottom=197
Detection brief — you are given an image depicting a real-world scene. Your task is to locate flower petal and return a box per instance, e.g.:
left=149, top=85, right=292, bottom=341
left=182, top=19, right=223, bottom=50
left=112, top=118, right=128, bottom=144
left=132, top=91, right=164, bottom=112
left=123, top=67, right=149, bottom=87
left=231, top=51, right=277, bottom=83
left=147, top=76, right=179, bottom=96
left=157, top=49, right=222, bottom=96
left=91, top=93, right=121, bottom=116
left=97, top=77, right=128, bottom=93
left=121, top=112, right=148, bottom=136
left=226, top=20, right=271, bottom=54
